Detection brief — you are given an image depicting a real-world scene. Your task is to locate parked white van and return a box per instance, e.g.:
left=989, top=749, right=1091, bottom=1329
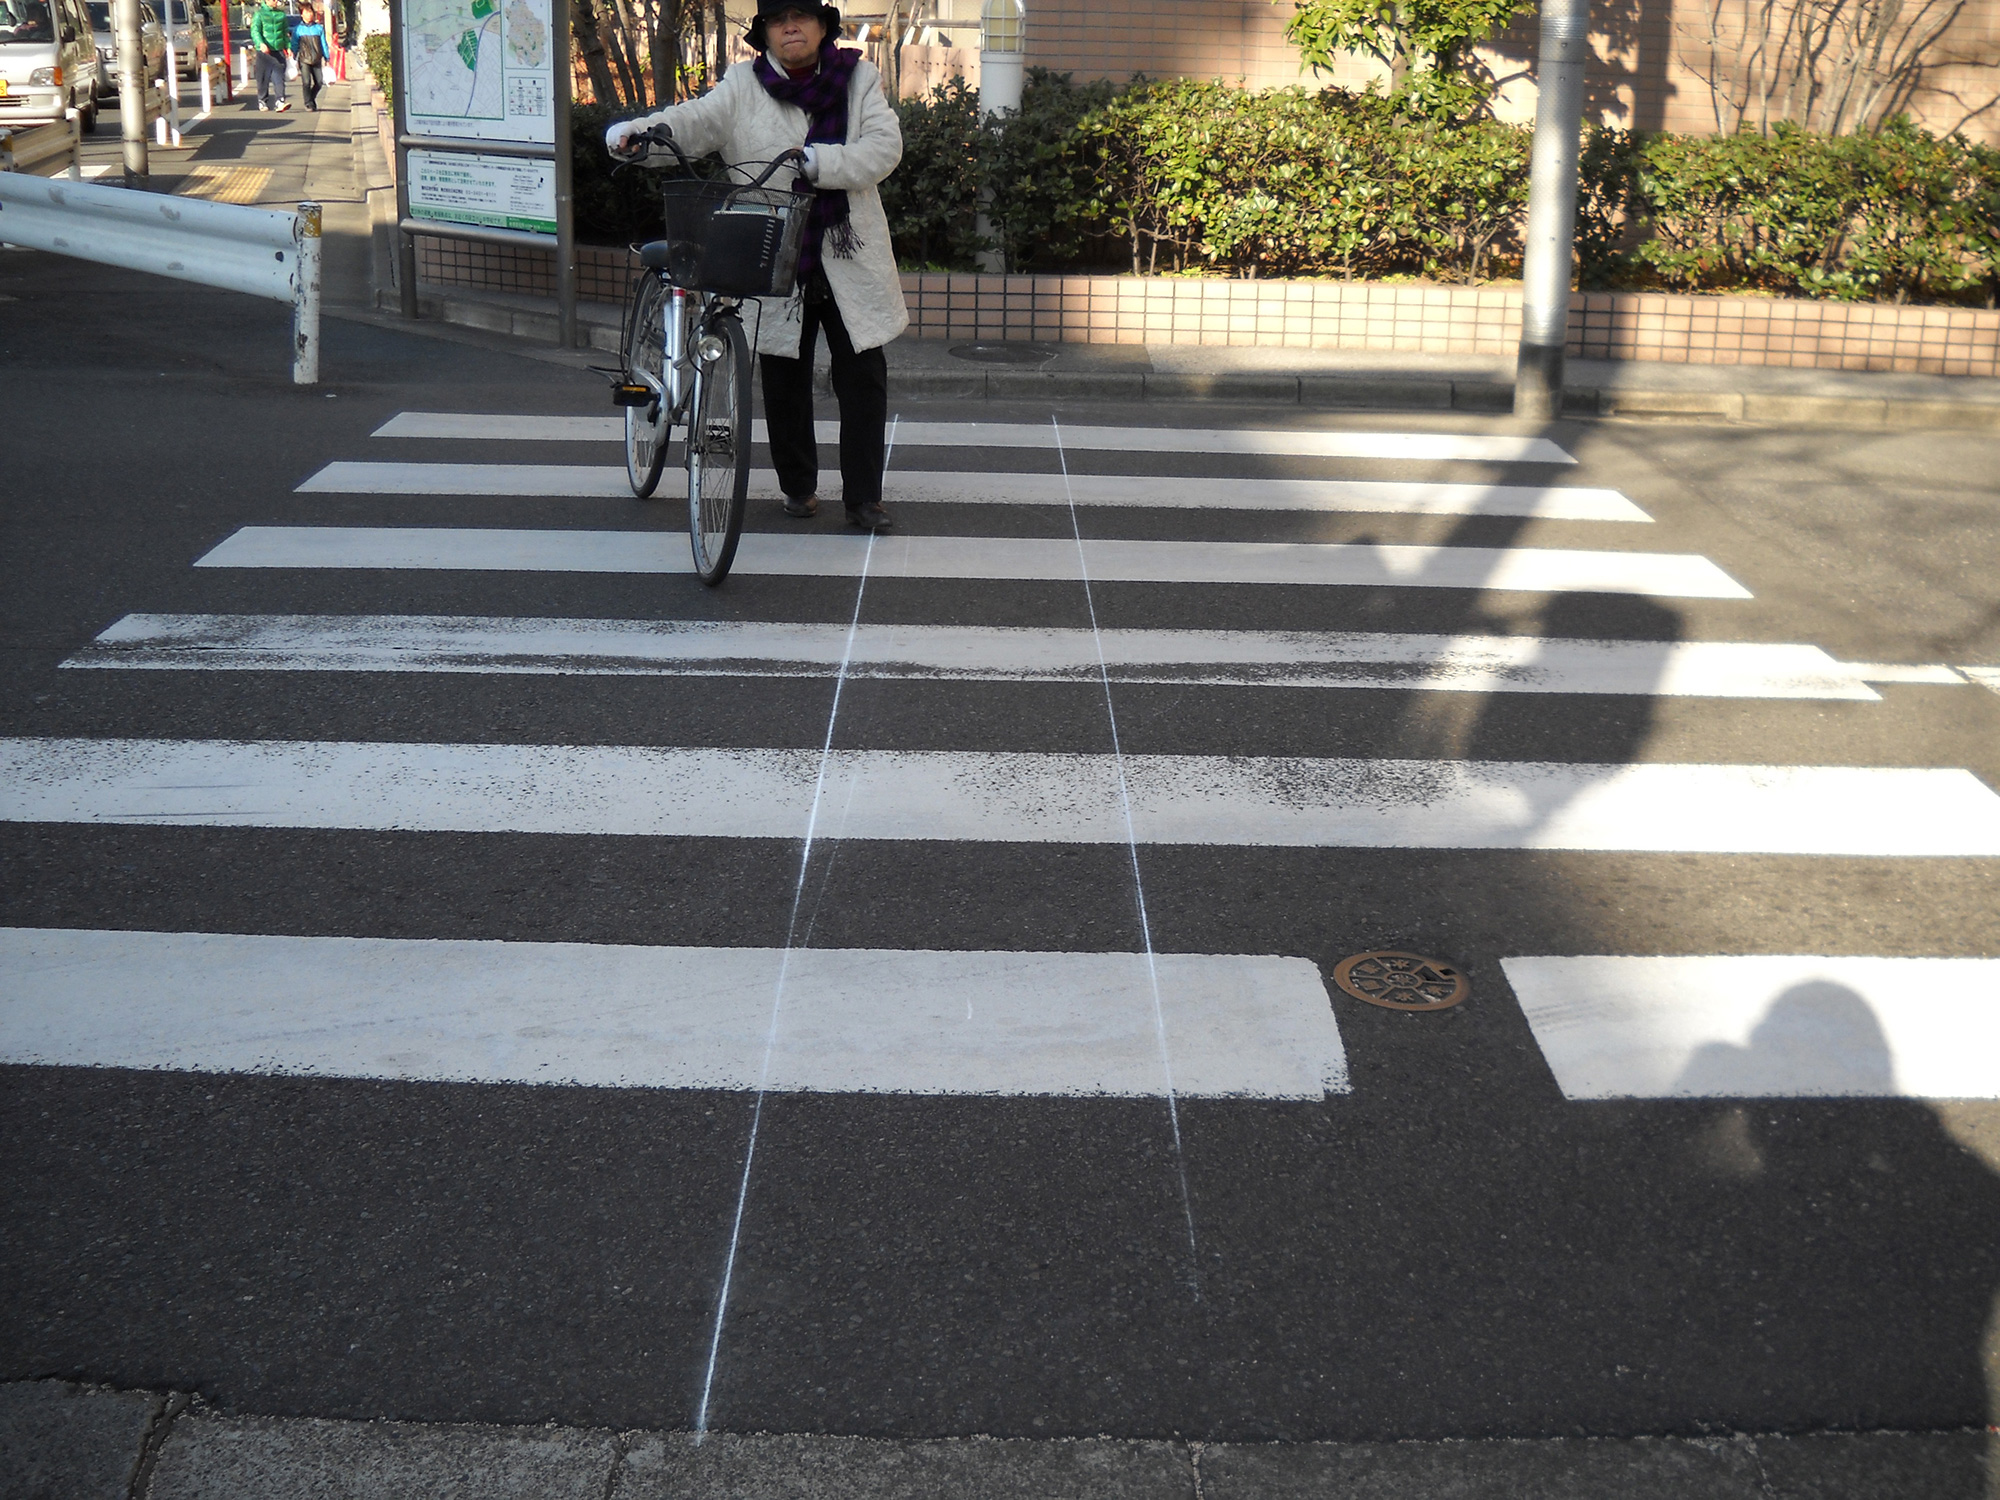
left=84, top=0, right=164, bottom=91
left=0, top=0, right=101, bottom=130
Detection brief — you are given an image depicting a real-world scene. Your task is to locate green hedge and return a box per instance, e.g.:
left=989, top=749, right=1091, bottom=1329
left=361, top=32, right=391, bottom=97
left=885, top=71, right=2000, bottom=305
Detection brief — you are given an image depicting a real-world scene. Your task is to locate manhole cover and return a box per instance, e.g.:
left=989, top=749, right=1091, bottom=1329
left=1332, top=951, right=1469, bottom=1011
left=948, top=342, right=1057, bottom=366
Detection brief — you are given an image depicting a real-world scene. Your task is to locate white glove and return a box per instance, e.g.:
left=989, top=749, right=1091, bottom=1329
left=605, top=119, right=642, bottom=155
left=800, top=144, right=819, bottom=179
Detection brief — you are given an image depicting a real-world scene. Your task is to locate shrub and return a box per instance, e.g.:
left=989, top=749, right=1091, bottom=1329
left=1628, top=121, right=1998, bottom=301
left=361, top=31, right=392, bottom=96
left=568, top=102, right=733, bottom=245
left=1574, top=126, right=1642, bottom=285
left=879, top=75, right=985, bottom=270
left=986, top=69, right=1121, bottom=271
left=875, top=69, right=2000, bottom=302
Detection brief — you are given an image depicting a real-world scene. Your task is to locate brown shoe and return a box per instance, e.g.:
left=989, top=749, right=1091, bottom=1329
left=845, top=501, right=893, bottom=531
left=781, top=493, right=818, bottom=519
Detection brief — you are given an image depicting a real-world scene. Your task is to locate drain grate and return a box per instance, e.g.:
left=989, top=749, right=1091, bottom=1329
left=1332, top=951, right=1469, bottom=1011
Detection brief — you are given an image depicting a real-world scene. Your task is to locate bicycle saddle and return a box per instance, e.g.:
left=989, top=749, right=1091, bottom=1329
left=638, top=240, right=673, bottom=269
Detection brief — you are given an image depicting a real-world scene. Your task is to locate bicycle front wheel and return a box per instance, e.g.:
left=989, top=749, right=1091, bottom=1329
left=624, top=274, right=672, bottom=499
left=685, top=313, right=752, bottom=585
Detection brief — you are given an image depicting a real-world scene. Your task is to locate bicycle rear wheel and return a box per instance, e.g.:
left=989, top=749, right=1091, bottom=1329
left=624, top=274, right=672, bottom=499
left=685, top=313, right=752, bottom=585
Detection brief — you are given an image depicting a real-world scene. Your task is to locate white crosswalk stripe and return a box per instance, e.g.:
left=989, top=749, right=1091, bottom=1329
left=8, top=738, right=1998, bottom=854
left=0, top=928, right=1348, bottom=1098
left=68, top=614, right=1882, bottom=699
left=370, top=413, right=1578, bottom=464
left=194, top=527, right=1752, bottom=597
left=14, top=409, right=1995, bottom=1105
left=298, top=461, right=1648, bottom=520
left=1505, top=955, right=2000, bottom=1099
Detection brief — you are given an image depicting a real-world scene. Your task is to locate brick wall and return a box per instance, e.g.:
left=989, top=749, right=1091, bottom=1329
left=409, top=245, right=1999, bottom=376
left=898, top=272, right=2000, bottom=375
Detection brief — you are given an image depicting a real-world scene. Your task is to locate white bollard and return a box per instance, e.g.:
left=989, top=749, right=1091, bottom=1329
left=238, top=44, right=250, bottom=88
left=292, top=201, right=322, bottom=385
left=164, top=45, right=181, bottom=145
left=199, top=60, right=212, bottom=113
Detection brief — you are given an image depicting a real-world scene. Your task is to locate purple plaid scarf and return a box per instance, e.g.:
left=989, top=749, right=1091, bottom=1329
left=753, top=37, right=863, bottom=279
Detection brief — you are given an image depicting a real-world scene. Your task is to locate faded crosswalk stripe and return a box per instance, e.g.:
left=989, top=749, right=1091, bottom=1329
left=69, top=614, right=1881, bottom=699
left=7, top=739, right=1998, bottom=854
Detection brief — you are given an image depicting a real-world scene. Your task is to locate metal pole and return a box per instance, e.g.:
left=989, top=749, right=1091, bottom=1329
left=389, top=0, right=416, bottom=317
left=552, top=0, right=575, bottom=347
left=219, top=0, right=233, bottom=99
left=294, top=200, right=322, bottom=383
left=974, top=0, right=1023, bottom=274
left=114, top=0, right=149, bottom=186
left=1512, top=0, right=1589, bottom=422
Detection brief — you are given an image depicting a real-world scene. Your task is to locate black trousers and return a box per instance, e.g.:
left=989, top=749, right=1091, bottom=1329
left=300, top=61, right=323, bottom=107
left=759, top=284, right=888, bottom=508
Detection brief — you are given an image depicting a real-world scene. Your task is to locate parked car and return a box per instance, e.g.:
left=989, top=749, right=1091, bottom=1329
left=84, top=0, right=164, bottom=90
left=0, top=0, right=101, bottom=130
left=156, top=0, right=209, bottom=76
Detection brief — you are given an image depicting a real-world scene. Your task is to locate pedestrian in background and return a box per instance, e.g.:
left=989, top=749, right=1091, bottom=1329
left=292, top=0, right=325, bottom=109
left=249, top=0, right=289, bottom=110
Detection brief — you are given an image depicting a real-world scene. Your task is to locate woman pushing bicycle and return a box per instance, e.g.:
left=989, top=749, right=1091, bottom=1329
left=607, top=0, right=907, bottom=532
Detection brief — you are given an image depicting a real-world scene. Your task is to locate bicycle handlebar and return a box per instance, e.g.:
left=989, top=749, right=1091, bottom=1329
left=618, top=123, right=807, bottom=189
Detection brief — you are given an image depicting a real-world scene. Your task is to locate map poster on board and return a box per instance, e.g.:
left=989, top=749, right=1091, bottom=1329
left=408, top=149, right=559, bottom=236
left=400, top=0, right=555, bottom=146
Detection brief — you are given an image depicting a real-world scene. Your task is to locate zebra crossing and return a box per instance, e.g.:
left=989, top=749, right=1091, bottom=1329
left=6, top=408, right=1999, bottom=1106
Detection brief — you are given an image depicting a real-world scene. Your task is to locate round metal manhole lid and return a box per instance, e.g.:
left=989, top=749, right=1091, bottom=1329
left=1332, top=951, right=1469, bottom=1011
left=948, top=341, right=1057, bottom=366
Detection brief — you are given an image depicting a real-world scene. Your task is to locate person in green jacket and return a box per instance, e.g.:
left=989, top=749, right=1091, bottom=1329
left=249, top=0, right=290, bottom=111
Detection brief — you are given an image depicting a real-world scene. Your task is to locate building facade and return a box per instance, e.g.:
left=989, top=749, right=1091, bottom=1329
left=878, top=0, right=2000, bottom=141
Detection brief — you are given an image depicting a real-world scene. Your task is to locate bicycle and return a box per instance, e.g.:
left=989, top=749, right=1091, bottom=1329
left=610, top=125, right=810, bottom=585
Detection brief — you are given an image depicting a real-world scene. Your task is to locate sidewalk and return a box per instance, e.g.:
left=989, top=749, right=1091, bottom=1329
left=4, top=1379, right=1988, bottom=1499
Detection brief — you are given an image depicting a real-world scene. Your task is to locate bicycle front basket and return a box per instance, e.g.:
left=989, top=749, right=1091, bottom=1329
left=659, top=179, right=811, bottom=299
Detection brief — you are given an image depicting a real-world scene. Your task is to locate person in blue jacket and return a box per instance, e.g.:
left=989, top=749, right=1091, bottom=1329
left=291, top=0, right=326, bottom=109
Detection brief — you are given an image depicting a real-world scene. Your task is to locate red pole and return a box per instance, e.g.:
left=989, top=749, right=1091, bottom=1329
left=218, top=0, right=232, bottom=98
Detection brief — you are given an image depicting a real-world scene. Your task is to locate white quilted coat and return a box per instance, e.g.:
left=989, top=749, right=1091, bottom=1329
left=623, top=54, right=909, bottom=358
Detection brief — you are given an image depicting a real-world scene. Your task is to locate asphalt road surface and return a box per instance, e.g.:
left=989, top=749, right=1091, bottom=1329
left=4, top=248, right=1999, bottom=1450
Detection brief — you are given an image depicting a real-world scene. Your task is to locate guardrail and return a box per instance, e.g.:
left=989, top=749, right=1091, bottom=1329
left=0, top=178, right=323, bottom=383
left=0, top=120, right=82, bottom=178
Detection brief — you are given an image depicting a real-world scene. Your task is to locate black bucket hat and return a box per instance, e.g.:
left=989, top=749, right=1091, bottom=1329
left=746, top=0, right=842, bottom=51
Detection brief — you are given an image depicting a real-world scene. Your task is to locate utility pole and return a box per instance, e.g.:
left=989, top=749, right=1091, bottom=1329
left=114, top=0, right=148, bottom=186
left=974, top=0, right=1023, bottom=273
left=1512, top=0, right=1588, bottom=421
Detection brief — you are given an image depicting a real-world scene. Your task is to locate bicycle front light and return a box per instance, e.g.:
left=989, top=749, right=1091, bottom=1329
left=696, top=335, right=727, bottom=364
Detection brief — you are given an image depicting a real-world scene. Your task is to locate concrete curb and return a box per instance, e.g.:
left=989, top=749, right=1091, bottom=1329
left=3, top=1381, right=1991, bottom=1499
left=379, top=286, right=2000, bottom=429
